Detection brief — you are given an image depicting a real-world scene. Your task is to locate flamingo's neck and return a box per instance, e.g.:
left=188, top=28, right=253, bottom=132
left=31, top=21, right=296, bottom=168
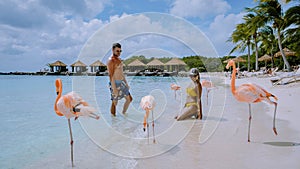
left=231, top=63, right=236, bottom=94
left=54, top=86, right=62, bottom=115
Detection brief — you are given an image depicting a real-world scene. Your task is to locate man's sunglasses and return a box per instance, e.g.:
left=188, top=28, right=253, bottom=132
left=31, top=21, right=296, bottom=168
left=115, top=50, right=122, bottom=53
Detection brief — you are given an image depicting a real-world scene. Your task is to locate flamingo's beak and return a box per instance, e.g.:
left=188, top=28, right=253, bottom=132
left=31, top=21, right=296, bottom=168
left=56, top=92, right=59, bottom=95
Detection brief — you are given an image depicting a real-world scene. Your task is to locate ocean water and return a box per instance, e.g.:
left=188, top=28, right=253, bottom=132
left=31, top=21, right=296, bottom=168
left=0, top=75, right=219, bottom=168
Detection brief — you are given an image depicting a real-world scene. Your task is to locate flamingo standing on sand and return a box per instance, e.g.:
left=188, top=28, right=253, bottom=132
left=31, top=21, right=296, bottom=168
left=226, top=60, right=278, bottom=142
left=140, top=95, right=156, bottom=143
left=201, top=79, right=216, bottom=105
left=170, top=84, right=181, bottom=99
left=54, top=79, right=99, bottom=167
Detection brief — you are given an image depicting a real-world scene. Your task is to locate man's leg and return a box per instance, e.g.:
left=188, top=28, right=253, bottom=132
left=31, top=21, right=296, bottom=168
left=122, top=94, right=132, bottom=114
left=111, top=100, right=117, bottom=116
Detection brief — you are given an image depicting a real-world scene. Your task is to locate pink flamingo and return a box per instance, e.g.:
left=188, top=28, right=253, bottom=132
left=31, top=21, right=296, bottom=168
left=140, top=95, right=156, bottom=143
left=201, top=79, right=217, bottom=105
left=226, top=60, right=278, bottom=142
left=170, top=84, right=181, bottom=99
left=54, top=79, right=99, bottom=167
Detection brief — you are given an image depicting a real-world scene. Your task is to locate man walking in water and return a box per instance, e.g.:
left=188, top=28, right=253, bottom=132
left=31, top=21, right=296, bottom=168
left=107, top=43, right=133, bottom=116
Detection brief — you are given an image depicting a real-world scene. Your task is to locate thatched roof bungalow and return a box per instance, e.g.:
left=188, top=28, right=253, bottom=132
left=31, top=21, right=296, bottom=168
left=49, top=60, right=68, bottom=72
left=71, top=60, right=87, bottom=73
left=90, top=60, right=106, bottom=72
left=165, top=58, right=187, bottom=72
left=127, top=59, right=146, bottom=72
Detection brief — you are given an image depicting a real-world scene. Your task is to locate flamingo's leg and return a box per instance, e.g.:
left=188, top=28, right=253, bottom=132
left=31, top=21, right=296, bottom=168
left=147, top=121, right=149, bottom=144
left=273, top=102, right=278, bottom=135
left=206, top=88, right=209, bottom=105
left=263, top=98, right=278, bottom=135
left=68, top=119, right=74, bottom=167
left=152, top=110, right=156, bottom=144
left=248, top=104, right=252, bottom=142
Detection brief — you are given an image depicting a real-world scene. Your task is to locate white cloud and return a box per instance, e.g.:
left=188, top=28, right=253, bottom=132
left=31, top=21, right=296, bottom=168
left=0, top=0, right=111, bottom=71
left=205, top=13, right=245, bottom=56
left=79, top=13, right=218, bottom=66
left=39, top=0, right=111, bottom=19
left=170, top=0, right=231, bottom=19
left=0, top=0, right=240, bottom=72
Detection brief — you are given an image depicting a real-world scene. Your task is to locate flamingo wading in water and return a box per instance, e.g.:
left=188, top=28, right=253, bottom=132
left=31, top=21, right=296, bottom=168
left=140, top=95, right=156, bottom=144
left=54, top=78, right=99, bottom=167
left=171, top=84, right=181, bottom=99
left=226, top=60, right=278, bottom=142
left=201, top=79, right=216, bottom=105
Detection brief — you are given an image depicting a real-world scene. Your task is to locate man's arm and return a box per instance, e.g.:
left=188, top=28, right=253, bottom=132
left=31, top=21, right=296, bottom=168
left=123, top=77, right=129, bottom=88
left=107, top=59, right=118, bottom=96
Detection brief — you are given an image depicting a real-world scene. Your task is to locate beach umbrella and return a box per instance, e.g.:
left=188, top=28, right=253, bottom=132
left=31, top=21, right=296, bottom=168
left=223, top=59, right=231, bottom=63
left=233, top=57, right=247, bottom=63
left=275, top=48, right=297, bottom=70
left=274, top=48, right=296, bottom=57
left=233, top=57, right=246, bottom=68
left=258, top=54, right=272, bottom=67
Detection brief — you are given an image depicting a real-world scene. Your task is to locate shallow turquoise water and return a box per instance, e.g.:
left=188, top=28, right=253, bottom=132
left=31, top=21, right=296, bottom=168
left=0, top=75, right=209, bottom=168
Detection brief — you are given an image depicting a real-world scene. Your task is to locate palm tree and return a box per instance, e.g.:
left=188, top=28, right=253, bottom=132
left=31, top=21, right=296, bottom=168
left=244, top=9, right=267, bottom=71
left=284, top=4, right=300, bottom=55
left=258, top=26, right=277, bottom=68
left=255, top=0, right=291, bottom=71
left=228, top=23, right=252, bottom=71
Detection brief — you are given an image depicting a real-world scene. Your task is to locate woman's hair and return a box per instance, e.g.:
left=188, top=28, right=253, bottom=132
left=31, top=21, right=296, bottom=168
left=189, top=68, right=200, bottom=78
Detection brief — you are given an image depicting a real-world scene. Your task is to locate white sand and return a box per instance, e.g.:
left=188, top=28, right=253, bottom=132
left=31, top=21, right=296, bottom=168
left=27, top=75, right=300, bottom=169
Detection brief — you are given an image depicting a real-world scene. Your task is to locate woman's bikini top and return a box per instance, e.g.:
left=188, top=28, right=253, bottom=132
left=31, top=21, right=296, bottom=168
left=186, top=87, right=197, bottom=97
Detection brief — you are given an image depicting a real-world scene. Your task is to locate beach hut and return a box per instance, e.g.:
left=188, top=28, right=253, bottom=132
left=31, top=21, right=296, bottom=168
left=90, top=60, right=106, bottom=72
left=71, top=60, right=87, bottom=73
left=127, top=59, right=146, bottom=72
left=146, top=58, right=165, bottom=71
left=49, top=60, right=68, bottom=72
left=165, top=58, right=187, bottom=72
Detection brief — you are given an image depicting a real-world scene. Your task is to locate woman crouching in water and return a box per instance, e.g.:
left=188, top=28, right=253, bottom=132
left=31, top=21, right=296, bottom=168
left=176, top=68, right=203, bottom=120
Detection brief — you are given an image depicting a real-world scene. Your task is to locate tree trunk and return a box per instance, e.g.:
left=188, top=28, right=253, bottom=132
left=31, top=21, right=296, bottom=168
left=254, top=34, right=259, bottom=71
left=277, top=29, right=291, bottom=71
left=271, top=44, right=274, bottom=68
left=247, top=39, right=251, bottom=72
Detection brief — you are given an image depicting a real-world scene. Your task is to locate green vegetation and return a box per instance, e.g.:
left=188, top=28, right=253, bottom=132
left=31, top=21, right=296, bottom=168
left=123, top=55, right=172, bottom=65
left=124, top=1, right=300, bottom=73
left=124, top=55, right=227, bottom=72
left=229, top=0, right=300, bottom=71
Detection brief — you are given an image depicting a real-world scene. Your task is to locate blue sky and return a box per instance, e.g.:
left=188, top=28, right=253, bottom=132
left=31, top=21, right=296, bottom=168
left=0, top=0, right=293, bottom=71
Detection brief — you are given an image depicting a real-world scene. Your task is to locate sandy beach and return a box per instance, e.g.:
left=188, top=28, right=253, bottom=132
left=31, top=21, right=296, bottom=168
left=20, top=74, right=300, bottom=169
